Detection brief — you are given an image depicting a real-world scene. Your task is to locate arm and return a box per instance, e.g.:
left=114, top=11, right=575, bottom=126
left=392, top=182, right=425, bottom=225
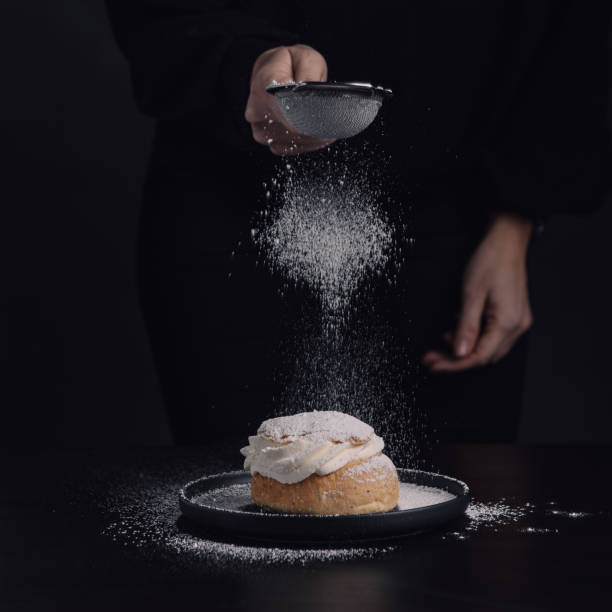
left=105, top=1, right=300, bottom=147
left=424, top=3, right=611, bottom=372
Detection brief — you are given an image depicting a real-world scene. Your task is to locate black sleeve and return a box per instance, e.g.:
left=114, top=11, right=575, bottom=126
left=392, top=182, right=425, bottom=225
left=105, top=1, right=299, bottom=147
left=484, top=3, right=612, bottom=218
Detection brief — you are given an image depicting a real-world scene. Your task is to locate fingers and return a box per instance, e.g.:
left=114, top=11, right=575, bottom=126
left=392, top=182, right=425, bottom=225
left=425, top=309, right=533, bottom=373
left=429, top=321, right=505, bottom=372
left=244, top=47, right=293, bottom=126
left=422, top=350, right=449, bottom=368
left=421, top=331, right=453, bottom=365
left=245, top=45, right=334, bottom=154
left=256, top=47, right=294, bottom=88
left=244, top=90, right=275, bottom=126
left=288, top=44, right=328, bottom=82
left=454, top=287, right=486, bottom=357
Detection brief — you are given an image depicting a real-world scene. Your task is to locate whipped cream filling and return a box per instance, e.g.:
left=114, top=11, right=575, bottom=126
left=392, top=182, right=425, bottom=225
left=240, top=433, right=384, bottom=484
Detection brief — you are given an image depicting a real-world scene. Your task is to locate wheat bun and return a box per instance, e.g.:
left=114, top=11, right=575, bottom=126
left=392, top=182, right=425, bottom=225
left=251, top=453, right=399, bottom=515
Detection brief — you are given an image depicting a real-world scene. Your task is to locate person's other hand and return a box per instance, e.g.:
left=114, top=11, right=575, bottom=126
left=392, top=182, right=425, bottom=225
left=422, top=213, right=534, bottom=372
left=245, top=44, right=335, bottom=156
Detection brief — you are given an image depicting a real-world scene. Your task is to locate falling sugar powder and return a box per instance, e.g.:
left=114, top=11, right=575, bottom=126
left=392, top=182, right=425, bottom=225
left=255, top=179, right=393, bottom=317
left=253, top=145, right=398, bottom=326
left=252, top=143, right=421, bottom=464
left=274, top=319, right=421, bottom=467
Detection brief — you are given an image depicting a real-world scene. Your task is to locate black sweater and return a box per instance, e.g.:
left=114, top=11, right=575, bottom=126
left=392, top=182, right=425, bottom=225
left=106, top=1, right=612, bottom=219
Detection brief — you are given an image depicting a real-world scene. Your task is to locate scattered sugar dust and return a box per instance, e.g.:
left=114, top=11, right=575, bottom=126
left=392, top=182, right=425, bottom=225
left=98, top=472, right=398, bottom=573
left=166, top=533, right=397, bottom=568
left=95, top=466, right=603, bottom=570
left=443, top=498, right=600, bottom=540
left=465, top=501, right=530, bottom=532
left=99, top=473, right=459, bottom=570
left=546, top=509, right=594, bottom=519
left=443, top=500, right=535, bottom=540
left=519, top=527, right=559, bottom=534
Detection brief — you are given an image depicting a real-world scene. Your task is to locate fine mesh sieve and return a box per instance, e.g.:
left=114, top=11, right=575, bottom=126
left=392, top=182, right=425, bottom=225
left=266, top=81, right=392, bottom=139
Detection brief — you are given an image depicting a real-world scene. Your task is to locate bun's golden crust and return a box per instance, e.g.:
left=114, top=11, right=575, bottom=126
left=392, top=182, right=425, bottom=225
left=250, top=453, right=399, bottom=515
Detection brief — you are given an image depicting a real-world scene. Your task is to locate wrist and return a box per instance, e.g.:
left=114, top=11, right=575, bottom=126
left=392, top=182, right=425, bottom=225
left=489, top=212, right=534, bottom=250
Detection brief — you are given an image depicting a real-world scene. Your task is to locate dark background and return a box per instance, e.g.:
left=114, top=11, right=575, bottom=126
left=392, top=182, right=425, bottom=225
left=3, top=1, right=611, bottom=446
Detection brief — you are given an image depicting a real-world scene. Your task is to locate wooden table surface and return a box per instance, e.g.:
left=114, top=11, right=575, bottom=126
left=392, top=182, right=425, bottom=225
left=2, top=443, right=611, bottom=611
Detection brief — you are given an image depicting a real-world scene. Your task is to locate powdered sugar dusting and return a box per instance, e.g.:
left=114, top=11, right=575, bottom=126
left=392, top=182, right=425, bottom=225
left=92, top=461, right=594, bottom=573
left=465, top=501, right=528, bottom=531
left=98, top=469, right=397, bottom=571
left=546, top=509, right=594, bottom=519
left=519, top=527, right=559, bottom=534
left=343, top=454, right=395, bottom=482
left=321, top=489, right=345, bottom=500
left=444, top=500, right=533, bottom=539
left=166, top=534, right=396, bottom=568
left=268, top=79, right=299, bottom=87
left=397, top=482, right=456, bottom=510
left=258, top=410, right=374, bottom=444
left=191, top=482, right=253, bottom=512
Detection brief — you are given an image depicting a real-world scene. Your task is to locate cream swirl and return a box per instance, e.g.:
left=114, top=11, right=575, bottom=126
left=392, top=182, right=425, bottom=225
left=240, top=433, right=384, bottom=484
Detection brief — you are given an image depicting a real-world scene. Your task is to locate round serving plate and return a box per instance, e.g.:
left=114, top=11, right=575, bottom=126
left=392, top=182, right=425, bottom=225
left=179, top=469, right=470, bottom=543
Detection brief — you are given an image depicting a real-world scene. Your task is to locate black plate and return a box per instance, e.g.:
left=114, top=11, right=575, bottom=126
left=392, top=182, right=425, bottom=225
left=179, top=469, right=470, bottom=542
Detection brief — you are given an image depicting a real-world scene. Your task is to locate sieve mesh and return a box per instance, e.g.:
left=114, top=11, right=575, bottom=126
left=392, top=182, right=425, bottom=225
left=267, top=82, right=391, bottom=139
